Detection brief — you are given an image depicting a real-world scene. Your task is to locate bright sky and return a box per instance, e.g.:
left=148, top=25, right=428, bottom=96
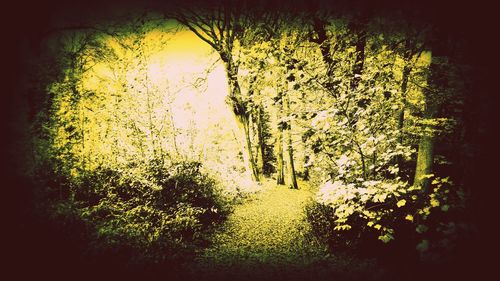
left=81, top=27, right=243, bottom=165
left=153, top=29, right=245, bottom=171
left=145, top=30, right=234, bottom=131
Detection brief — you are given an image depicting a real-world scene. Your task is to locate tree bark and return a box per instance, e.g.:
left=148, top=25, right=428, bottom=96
left=276, top=125, right=285, bottom=185
left=283, top=90, right=298, bottom=189
left=414, top=131, right=435, bottom=191
left=239, top=114, right=260, bottom=181
left=349, top=19, right=368, bottom=92
left=397, top=39, right=416, bottom=146
left=413, top=30, right=448, bottom=191
left=413, top=99, right=439, bottom=191
left=285, top=128, right=298, bottom=189
left=223, top=55, right=260, bottom=181
left=276, top=90, right=285, bottom=185
left=310, top=17, right=338, bottom=94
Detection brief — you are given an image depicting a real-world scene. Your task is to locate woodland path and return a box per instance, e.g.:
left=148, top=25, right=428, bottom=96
left=187, top=179, right=380, bottom=281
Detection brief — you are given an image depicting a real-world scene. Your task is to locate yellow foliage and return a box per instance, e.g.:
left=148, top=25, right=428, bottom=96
left=396, top=199, right=406, bottom=208
left=430, top=198, right=440, bottom=207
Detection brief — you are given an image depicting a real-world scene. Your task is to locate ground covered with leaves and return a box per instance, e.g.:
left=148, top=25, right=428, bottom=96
left=185, top=179, right=386, bottom=281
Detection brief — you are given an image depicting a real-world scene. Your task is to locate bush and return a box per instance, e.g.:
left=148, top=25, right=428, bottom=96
left=305, top=176, right=466, bottom=260
left=305, top=199, right=372, bottom=253
left=36, top=160, right=231, bottom=266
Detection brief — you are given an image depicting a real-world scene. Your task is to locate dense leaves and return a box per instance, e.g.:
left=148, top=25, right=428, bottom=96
left=306, top=176, right=465, bottom=254
left=36, top=160, right=230, bottom=265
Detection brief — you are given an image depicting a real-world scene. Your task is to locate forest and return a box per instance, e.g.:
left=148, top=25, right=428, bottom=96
left=7, top=0, right=494, bottom=280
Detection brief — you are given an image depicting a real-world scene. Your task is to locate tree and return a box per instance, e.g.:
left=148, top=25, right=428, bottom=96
left=348, top=12, right=370, bottom=93
left=283, top=83, right=299, bottom=189
left=170, top=0, right=261, bottom=181
left=413, top=28, right=450, bottom=191
left=276, top=92, right=285, bottom=185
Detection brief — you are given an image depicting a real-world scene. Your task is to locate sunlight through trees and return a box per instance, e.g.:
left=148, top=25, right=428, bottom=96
left=13, top=0, right=487, bottom=280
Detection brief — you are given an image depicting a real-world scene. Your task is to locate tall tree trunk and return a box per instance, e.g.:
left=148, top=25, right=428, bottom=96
left=398, top=39, right=416, bottom=145
left=413, top=31, right=448, bottom=191
left=346, top=14, right=369, bottom=127
left=283, top=91, right=298, bottom=189
left=349, top=21, right=367, bottom=92
left=310, top=17, right=338, bottom=94
left=276, top=126, right=285, bottom=185
left=413, top=100, right=439, bottom=191
left=285, top=128, right=298, bottom=189
left=276, top=90, right=285, bottom=185
left=223, top=56, right=260, bottom=181
left=240, top=114, right=260, bottom=181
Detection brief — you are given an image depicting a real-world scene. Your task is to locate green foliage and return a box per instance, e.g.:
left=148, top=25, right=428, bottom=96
left=36, top=160, right=231, bottom=265
left=306, top=175, right=465, bottom=257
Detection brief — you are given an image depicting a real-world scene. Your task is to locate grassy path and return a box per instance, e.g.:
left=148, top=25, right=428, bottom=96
left=187, top=179, right=381, bottom=281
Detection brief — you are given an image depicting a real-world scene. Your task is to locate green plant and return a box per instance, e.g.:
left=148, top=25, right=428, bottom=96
left=37, top=160, right=231, bottom=265
left=306, top=175, right=462, bottom=256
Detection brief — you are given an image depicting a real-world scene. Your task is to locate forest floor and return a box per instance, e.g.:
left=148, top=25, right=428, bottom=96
left=186, top=179, right=384, bottom=281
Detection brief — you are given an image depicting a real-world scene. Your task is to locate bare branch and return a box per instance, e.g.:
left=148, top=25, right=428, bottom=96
left=174, top=14, right=219, bottom=50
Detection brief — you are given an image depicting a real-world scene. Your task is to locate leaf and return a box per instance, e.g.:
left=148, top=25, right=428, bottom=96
left=334, top=224, right=352, bottom=231
left=441, top=204, right=450, bottom=212
left=373, top=193, right=387, bottom=203
left=420, top=174, right=435, bottom=180
left=430, top=198, right=440, bottom=207
left=378, top=233, right=394, bottom=243
left=405, top=214, right=414, bottom=222
left=396, top=199, right=406, bottom=208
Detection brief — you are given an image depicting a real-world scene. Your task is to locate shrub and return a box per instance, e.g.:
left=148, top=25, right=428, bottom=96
left=305, top=176, right=465, bottom=259
left=305, top=199, right=371, bottom=253
left=36, top=160, right=231, bottom=265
